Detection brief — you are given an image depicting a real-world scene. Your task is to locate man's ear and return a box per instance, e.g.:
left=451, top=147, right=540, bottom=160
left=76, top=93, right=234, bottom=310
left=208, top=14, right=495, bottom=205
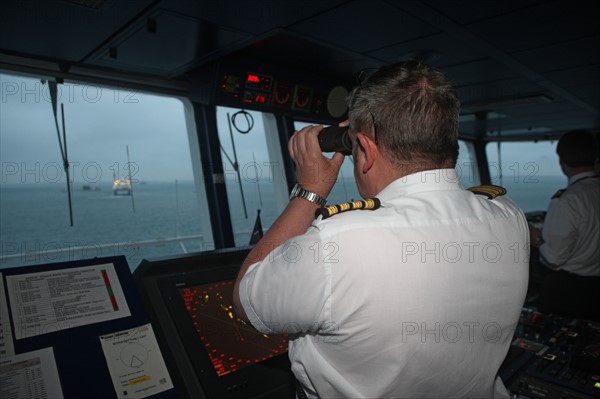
left=356, top=133, right=378, bottom=174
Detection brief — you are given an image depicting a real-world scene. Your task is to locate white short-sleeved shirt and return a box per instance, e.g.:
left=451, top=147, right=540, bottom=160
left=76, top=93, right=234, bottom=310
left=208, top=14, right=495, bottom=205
left=540, top=171, right=600, bottom=276
left=239, top=169, right=529, bottom=398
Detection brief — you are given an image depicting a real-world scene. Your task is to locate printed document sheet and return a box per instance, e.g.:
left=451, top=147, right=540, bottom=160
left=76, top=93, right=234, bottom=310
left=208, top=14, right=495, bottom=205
left=0, top=273, right=15, bottom=357
left=100, top=323, right=173, bottom=398
left=0, top=347, right=63, bottom=398
left=6, top=263, right=131, bottom=339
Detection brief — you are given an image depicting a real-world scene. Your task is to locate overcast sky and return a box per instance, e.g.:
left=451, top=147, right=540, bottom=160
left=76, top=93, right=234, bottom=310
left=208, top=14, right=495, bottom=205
left=1, top=72, right=562, bottom=187
left=1, top=72, right=198, bottom=184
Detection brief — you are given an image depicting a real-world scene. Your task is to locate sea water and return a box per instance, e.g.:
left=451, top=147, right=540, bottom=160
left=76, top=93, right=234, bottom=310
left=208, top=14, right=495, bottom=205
left=0, top=174, right=565, bottom=271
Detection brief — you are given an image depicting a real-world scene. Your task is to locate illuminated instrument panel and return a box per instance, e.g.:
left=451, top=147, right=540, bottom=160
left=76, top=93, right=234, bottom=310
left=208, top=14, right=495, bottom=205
left=213, top=66, right=336, bottom=118
left=179, top=279, right=288, bottom=377
left=191, top=60, right=349, bottom=121
left=241, top=72, right=272, bottom=105
left=245, top=72, right=272, bottom=91
left=134, top=249, right=295, bottom=399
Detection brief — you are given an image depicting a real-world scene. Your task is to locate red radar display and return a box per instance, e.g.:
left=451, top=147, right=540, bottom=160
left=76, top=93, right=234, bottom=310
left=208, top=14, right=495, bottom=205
left=179, top=280, right=288, bottom=377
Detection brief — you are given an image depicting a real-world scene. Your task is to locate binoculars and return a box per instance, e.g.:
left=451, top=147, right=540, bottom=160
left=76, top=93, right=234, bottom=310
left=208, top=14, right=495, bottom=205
left=318, top=125, right=352, bottom=155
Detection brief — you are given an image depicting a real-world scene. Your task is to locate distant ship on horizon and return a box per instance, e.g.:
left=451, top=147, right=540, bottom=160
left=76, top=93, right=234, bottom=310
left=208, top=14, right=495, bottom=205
left=113, top=178, right=131, bottom=195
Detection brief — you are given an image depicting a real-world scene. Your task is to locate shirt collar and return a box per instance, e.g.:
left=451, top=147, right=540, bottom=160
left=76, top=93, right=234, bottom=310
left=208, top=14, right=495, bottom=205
left=376, top=169, right=463, bottom=202
left=568, top=171, right=597, bottom=186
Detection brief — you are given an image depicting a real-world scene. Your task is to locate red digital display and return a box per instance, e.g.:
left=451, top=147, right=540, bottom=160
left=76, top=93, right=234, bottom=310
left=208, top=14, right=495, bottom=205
left=179, top=280, right=288, bottom=377
left=247, top=74, right=260, bottom=83
left=245, top=72, right=272, bottom=92
left=243, top=91, right=271, bottom=104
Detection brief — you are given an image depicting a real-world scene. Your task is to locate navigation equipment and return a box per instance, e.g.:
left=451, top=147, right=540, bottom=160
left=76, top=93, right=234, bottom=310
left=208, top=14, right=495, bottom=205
left=134, top=248, right=294, bottom=399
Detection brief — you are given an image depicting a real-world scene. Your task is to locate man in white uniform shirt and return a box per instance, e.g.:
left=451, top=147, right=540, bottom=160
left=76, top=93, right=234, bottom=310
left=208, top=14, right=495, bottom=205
left=529, top=130, right=600, bottom=321
left=233, top=61, right=529, bottom=398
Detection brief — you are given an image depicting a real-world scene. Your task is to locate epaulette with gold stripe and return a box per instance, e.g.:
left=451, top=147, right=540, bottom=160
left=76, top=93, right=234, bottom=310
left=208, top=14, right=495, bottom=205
left=467, top=184, right=507, bottom=199
left=315, top=198, right=381, bottom=220
left=551, top=189, right=566, bottom=199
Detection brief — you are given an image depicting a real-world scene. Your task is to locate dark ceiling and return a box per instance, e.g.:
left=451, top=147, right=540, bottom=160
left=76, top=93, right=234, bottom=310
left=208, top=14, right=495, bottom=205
left=1, top=0, right=599, bottom=140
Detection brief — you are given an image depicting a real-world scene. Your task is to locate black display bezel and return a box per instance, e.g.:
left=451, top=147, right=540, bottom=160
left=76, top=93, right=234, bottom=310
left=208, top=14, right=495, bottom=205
left=157, top=265, right=293, bottom=398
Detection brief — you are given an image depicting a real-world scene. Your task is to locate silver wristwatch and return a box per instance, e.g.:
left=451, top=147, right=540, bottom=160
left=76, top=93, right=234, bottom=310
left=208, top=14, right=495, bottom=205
left=290, top=184, right=327, bottom=207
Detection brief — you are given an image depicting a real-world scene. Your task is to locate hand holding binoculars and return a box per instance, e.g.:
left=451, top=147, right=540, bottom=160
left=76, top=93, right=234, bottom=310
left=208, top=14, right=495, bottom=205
left=318, top=125, right=352, bottom=155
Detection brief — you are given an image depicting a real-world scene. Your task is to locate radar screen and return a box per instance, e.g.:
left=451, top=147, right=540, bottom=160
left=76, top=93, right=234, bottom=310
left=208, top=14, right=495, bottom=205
left=179, top=279, right=288, bottom=377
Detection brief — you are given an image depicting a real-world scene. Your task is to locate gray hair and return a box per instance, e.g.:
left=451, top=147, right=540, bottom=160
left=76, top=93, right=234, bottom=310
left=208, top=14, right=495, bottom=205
left=347, top=61, right=459, bottom=168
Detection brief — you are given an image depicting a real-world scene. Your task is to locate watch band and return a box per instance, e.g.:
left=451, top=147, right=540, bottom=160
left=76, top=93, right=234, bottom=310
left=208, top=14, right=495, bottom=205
left=290, top=184, right=327, bottom=207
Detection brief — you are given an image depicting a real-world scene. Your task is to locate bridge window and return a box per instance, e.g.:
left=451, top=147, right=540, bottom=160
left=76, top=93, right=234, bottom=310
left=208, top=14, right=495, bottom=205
left=215, top=106, right=284, bottom=246
left=0, top=72, right=206, bottom=271
left=485, top=141, right=564, bottom=212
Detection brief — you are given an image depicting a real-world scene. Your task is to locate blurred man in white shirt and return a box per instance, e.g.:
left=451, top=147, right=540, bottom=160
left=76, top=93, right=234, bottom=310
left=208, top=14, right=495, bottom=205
left=529, top=130, right=600, bottom=320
